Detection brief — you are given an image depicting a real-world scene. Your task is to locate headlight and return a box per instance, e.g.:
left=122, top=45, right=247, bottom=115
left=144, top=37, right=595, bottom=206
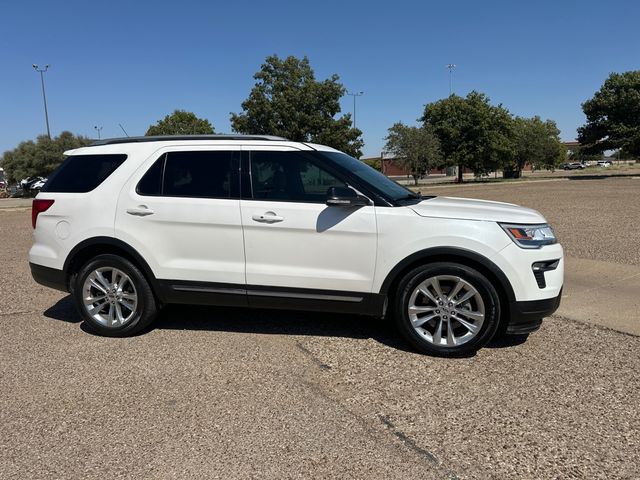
left=499, top=223, right=557, bottom=249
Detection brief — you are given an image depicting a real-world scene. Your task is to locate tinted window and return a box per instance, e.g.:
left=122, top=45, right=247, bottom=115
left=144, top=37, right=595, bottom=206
left=41, top=154, right=127, bottom=193
left=137, top=151, right=237, bottom=199
left=313, top=152, right=419, bottom=202
left=250, top=151, right=346, bottom=202
left=137, top=155, right=164, bottom=195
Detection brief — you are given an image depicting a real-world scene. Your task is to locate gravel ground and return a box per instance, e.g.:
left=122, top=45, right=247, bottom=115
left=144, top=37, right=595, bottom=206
left=1, top=179, right=639, bottom=479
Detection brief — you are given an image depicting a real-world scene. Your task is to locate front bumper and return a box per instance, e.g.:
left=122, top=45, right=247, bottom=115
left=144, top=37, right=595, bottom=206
left=30, top=262, right=68, bottom=292
left=506, top=289, right=562, bottom=334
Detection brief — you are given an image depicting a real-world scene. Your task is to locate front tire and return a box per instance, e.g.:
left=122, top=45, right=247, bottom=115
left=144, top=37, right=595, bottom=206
left=74, top=254, right=158, bottom=337
left=394, top=262, right=501, bottom=356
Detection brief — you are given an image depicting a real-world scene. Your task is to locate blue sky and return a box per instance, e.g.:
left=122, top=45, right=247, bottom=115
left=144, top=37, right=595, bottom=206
left=1, top=0, right=638, bottom=157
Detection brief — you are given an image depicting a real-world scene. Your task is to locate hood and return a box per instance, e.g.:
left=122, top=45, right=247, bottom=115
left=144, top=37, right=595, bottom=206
left=409, top=196, right=547, bottom=224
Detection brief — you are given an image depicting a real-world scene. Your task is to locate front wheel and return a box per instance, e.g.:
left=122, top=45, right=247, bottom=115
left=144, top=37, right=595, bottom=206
left=394, top=262, right=501, bottom=356
left=74, top=254, right=158, bottom=337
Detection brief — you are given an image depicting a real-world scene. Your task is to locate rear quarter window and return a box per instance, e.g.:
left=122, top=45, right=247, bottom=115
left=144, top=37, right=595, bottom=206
left=41, top=154, right=127, bottom=193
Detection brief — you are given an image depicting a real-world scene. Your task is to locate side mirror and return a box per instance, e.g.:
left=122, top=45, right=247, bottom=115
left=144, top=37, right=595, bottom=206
left=326, top=186, right=370, bottom=207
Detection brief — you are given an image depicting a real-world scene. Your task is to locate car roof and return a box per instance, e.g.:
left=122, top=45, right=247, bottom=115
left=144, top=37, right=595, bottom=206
left=64, top=135, right=341, bottom=156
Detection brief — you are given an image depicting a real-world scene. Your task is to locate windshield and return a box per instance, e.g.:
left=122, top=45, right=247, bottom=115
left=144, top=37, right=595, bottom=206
left=314, top=151, right=420, bottom=202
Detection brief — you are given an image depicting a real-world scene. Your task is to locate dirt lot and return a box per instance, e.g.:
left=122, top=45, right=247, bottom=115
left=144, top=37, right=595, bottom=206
left=1, top=178, right=639, bottom=479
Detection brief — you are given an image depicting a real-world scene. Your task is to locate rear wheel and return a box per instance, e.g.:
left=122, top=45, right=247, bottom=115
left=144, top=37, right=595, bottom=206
left=74, top=254, right=158, bottom=336
left=394, top=262, right=501, bottom=356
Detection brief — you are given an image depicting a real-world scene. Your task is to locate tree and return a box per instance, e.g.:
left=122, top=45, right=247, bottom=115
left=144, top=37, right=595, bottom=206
left=230, top=55, right=363, bottom=157
left=1, top=131, right=92, bottom=182
left=420, top=92, right=515, bottom=182
left=384, top=123, right=443, bottom=185
left=512, top=116, right=564, bottom=173
left=578, top=71, right=640, bottom=156
left=568, top=145, right=601, bottom=163
left=145, top=110, right=214, bottom=136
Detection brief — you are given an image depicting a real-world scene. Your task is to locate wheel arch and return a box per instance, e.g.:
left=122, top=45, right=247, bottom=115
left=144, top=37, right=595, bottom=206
left=380, top=247, right=516, bottom=321
left=63, top=237, right=160, bottom=298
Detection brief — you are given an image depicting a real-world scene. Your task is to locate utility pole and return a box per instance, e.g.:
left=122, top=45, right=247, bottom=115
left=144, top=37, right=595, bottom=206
left=346, top=91, right=364, bottom=129
left=32, top=64, right=51, bottom=139
left=94, top=126, right=103, bottom=140
left=447, top=64, right=456, bottom=96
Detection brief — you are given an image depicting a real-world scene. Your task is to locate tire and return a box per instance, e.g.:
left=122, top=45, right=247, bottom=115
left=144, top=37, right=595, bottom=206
left=393, top=262, right=501, bottom=356
left=73, top=254, right=158, bottom=337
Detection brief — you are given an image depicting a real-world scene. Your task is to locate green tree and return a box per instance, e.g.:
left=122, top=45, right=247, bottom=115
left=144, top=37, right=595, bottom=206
left=512, top=116, right=564, bottom=173
left=145, top=110, right=214, bottom=136
left=568, top=145, right=601, bottom=163
left=578, top=71, right=640, bottom=156
left=384, top=122, right=443, bottom=185
left=420, top=92, right=515, bottom=182
left=1, top=131, right=92, bottom=182
left=230, top=55, right=363, bottom=157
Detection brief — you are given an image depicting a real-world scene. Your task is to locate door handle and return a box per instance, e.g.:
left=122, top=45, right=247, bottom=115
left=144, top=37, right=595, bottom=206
left=252, top=212, right=284, bottom=223
left=126, top=205, right=154, bottom=217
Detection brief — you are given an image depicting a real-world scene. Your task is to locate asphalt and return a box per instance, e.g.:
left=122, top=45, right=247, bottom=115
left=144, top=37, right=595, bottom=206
left=1, top=178, right=639, bottom=479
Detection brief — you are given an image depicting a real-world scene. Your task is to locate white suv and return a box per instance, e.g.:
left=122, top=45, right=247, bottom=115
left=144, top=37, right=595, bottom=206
left=29, top=135, right=563, bottom=356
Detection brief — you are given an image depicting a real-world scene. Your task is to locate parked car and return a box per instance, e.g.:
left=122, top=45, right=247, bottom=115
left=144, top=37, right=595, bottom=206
left=563, top=162, right=586, bottom=170
left=597, top=160, right=612, bottom=167
left=18, top=176, right=47, bottom=197
left=31, top=177, right=47, bottom=191
left=29, top=135, right=564, bottom=356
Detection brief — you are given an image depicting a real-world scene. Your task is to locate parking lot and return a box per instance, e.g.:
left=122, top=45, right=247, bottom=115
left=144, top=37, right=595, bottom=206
left=1, top=177, right=638, bottom=479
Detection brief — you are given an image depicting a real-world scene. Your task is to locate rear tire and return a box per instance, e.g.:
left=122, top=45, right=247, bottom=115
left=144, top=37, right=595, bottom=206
left=393, top=262, right=501, bottom=356
left=73, top=254, right=158, bottom=337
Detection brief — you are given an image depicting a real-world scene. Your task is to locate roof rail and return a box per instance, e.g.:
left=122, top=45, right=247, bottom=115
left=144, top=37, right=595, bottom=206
left=91, top=134, right=289, bottom=146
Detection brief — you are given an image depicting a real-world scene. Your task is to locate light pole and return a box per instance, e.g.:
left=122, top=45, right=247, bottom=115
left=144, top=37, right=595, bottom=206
left=447, top=64, right=456, bottom=95
left=94, top=126, right=103, bottom=140
left=32, top=64, right=51, bottom=139
left=346, top=91, right=364, bottom=129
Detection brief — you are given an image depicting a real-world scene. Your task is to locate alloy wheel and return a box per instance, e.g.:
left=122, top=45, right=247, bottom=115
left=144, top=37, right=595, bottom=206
left=82, top=267, right=138, bottom=327
left=407, top=275, right=485, bottom=347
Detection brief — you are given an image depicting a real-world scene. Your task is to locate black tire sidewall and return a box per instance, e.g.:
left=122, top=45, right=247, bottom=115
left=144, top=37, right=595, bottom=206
left=394, top=262, right=501, bottom=356
left=74, top=254, right=157, bottom=337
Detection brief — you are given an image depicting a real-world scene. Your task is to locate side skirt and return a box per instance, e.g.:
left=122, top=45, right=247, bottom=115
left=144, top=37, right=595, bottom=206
left=157, top=280, right=386, bottom=316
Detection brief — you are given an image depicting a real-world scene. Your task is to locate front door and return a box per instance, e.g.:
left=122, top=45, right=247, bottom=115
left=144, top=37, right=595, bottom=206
left=239, top=148, right=378, bottom=300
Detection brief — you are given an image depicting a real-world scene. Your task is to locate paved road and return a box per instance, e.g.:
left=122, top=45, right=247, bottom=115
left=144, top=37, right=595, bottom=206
left=1, top=179, right=639, bottom=479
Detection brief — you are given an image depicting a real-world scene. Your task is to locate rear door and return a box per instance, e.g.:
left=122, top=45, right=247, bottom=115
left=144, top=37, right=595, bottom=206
left=116, top=146, right=246, bottom=305
left=239, top=147, right=378, bottom=300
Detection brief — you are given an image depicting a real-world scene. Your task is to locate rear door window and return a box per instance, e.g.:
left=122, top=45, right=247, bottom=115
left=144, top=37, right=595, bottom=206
left=41, top=154, right=127, bottom=193
left=137, top=150, right=239, bottom=199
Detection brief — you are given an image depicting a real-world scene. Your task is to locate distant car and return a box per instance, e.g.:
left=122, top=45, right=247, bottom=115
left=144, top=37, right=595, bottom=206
left=597, top=160, right=612, bottom=167
left=563, top=162, right=586, bottom=170
left=31, top=178, right=47, bottom=191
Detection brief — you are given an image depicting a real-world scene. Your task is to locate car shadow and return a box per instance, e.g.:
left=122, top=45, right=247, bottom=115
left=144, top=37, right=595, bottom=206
left=43, top=296, right=526, bottom=355
left=42, top=295, right=417, bottom=354
left=43, top=295, right=82, bottom=323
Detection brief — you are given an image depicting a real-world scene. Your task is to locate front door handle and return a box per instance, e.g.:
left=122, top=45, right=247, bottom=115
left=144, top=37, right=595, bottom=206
left=252, top=211, right=284, bottom=223
left=126, top=205, right=154, bottom=217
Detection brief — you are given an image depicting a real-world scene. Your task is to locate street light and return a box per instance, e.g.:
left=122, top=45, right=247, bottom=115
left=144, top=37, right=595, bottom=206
left=94, top=126, right=103, bottom=140
left=32, top=64, right=51, bottom=139
left=346, top=91, right=364, bottom=129
left=447, top=64, right=456, bottom=95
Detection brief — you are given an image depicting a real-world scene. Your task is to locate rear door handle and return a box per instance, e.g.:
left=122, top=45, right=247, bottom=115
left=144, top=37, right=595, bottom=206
left=126, top=206, right=154, bottom=217
left=252, top=212, right=284, bottom=223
